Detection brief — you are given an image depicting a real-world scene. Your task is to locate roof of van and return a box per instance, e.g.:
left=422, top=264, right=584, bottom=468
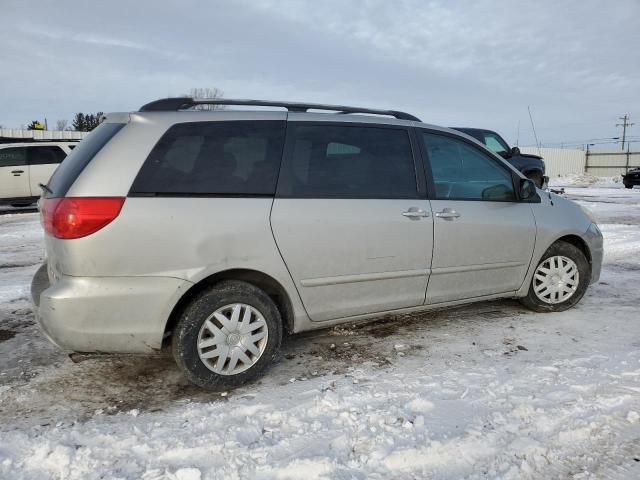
left=138, top=97, right=422, bottom=122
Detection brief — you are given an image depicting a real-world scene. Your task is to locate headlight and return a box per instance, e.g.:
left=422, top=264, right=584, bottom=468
left=580, top=205, right=597, bottom=224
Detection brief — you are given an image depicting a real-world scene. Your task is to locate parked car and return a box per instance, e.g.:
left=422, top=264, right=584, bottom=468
left=452, top=128, right=547, bottom=188
left=0, top=142, right=77, bottom=206
left=622, top=168, right=640, bottom=189
left=31, top=98, right=603, bottom=390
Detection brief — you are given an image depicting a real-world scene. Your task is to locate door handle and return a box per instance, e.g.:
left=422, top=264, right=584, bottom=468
left=435, top=208, right=461, bottom=219
left=402, top=208, right=429, bottom=219
left=11, top=170, right=24, bottom=174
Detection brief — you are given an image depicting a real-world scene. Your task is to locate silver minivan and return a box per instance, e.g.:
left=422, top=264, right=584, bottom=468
left=32, top=98, right=603, bottom=390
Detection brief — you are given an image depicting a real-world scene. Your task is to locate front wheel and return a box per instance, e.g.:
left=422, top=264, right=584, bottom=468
left=519, top=241, right=590, bottom=312
left=172, top=280, right=283, bottom=390
left=526, top=171, right=544, bottom=188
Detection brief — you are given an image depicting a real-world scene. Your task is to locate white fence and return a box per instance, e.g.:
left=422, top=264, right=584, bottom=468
left=584, top=151, right=640, bottom=177
left=520, top=147, right=640, bottom=178
left=520, top=147, right=586, bottom=177
left=0, top=128, right=88, bottom=141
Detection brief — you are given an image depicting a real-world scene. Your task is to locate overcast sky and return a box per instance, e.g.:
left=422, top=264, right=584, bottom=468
left=1, top=0, right=638, bottom=148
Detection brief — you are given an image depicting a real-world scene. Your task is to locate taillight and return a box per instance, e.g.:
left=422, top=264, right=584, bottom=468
left=42, top=197, right=125, bottom=239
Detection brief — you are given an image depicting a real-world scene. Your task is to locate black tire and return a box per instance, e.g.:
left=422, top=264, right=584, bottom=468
left=624, top=184, right=633, bottom=189
left=172, top=280, right=282, bottom=390
left=526, top=171, right=544, bottom=189
left=519, top=241, right=590, bottom=313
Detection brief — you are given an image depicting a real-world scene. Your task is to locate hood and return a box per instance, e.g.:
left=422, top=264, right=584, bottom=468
left=518, top=152, right=544, bottom=161
left=497, top=151, right=543, bottom=161
left=549, top=190, right=585, bottom=215
left=498, top=151, right=543, bottom=161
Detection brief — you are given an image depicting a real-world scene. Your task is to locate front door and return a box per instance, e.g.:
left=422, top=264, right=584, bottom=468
left=419, top=131, right=536, bottom=304
left=271, top=122, right=433, bottom=321
left=0, top=147, right=29, bottom=200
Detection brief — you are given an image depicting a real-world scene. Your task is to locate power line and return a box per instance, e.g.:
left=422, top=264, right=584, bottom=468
left=542, top=136, right=621, bottom=146
left=520, top=139, right=640, bottom=149
left=616, top=114, right=634, bottom=150
left=520, top=134, right=640, bottom=148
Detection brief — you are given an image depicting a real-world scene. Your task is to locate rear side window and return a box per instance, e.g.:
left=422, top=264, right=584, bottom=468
left=130, top=121, right=286, bottom=196
left=46, top=122, right=125, bottom=198
left=27, top=146, right=66, bottom=165
left=0, top=148, right=27, bottom=167
left=277, top=125, right=417, bottom=198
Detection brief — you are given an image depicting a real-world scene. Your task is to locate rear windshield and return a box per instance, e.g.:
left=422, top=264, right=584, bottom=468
left=45, top=122, right=125, bottom=198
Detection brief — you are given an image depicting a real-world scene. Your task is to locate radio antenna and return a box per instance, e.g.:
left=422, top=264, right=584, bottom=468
left=528, top=106, right=541, bottom=156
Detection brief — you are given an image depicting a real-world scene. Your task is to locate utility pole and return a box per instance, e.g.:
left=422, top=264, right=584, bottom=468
left=616, top=114, right=634, bottom=150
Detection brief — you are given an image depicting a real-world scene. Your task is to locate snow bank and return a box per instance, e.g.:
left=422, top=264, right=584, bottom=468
left=1, top=191, right=639, bottom=479
left=548, top=173, right=623, bottom=188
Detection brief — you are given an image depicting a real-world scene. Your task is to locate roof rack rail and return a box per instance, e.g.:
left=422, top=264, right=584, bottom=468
left=139, top=97, right=421, bottom=122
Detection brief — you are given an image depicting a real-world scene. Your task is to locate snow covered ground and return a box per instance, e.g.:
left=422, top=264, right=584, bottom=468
left=0, top=185, right=639, bottom=479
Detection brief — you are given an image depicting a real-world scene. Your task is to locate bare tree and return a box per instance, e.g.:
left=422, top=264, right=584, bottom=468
left=55, top=119, right=68, bottom=131
left=186, top=87, right=225, bottom=110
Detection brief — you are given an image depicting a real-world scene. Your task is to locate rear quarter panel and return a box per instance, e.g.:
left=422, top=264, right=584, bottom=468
left=44, top=197, right=310, bottom=329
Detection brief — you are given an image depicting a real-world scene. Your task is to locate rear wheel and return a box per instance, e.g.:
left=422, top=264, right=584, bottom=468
left=526, top=171, right=544, bottom=188
left=172, top=280, right=282, bottom=390
left=519, top=241, right=590, bottom=312
left=625, top=184, right=633, bottom=189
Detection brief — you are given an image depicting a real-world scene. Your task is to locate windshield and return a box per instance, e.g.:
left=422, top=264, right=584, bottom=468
left=482, top=133, right=510, bottom=155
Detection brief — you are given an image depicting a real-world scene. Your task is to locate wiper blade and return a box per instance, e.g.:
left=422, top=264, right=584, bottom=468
left=38, top=183, right=53, bottom=194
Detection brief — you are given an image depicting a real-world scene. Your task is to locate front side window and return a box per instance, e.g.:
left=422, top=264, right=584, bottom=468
left=277, top=125, right=417, bottom=198
left=130, top=121, right=285, bottom=195
left=421, top=132, right=515, bottom=201
left=28, top=146, right=67, bottom=165
left=0, top=148, right=27, bottom=167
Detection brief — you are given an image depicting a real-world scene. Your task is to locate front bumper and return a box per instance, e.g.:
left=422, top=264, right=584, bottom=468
left=584, top=223, right=604, bottom=284
left=31, top=265, right=192, bottom=353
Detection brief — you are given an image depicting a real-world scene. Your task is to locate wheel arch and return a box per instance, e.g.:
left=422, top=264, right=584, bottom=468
left=517, top=232, right=593, bottom=298
left=521, top=166, right=544, bottom=175
left=162, top=268, right=295, bottom=349
left=553, top=234, right=592, bottom=264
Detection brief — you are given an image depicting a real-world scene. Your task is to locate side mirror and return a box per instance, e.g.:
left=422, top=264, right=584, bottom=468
left=510, top=146, right=521, bottom=156
left=519, top=178, right=537, bottom=200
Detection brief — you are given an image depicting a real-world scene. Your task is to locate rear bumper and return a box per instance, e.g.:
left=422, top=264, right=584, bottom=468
left=584, top=223, right=603, bottom=284
left=31, top=265, right=192, bottom=353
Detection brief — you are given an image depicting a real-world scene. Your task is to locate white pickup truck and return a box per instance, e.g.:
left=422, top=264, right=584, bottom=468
left=0, top=142, right=77, bottom=206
